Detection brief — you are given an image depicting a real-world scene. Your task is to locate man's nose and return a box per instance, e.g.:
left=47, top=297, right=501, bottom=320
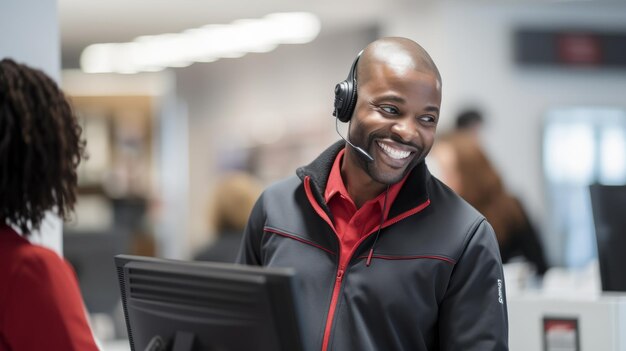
left=390, top=117, right=417, bottom=143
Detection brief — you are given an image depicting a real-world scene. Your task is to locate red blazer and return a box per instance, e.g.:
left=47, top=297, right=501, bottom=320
left=0, top=225, right=99, bottom=350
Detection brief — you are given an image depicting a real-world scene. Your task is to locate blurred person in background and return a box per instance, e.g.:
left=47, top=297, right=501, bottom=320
left=238, top=37, right=508, bottom=350
left=455, top=108, right=484, bottom=139
left=0, top=59, right=99, bottom=350
left=430, top=130, right=548, bottom=276
left=194, top=172, right=262, bottom=263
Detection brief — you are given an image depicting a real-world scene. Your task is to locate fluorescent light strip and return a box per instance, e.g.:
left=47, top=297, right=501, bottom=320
left=80, top=12, right=321, bottom=74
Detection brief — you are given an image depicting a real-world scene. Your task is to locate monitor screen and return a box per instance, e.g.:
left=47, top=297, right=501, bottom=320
left=114, top=255, right=303, bottom=351
left=589, top=184, right=626, bottom=292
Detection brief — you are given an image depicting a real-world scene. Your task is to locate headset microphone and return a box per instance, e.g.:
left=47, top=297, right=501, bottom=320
left=335, top=118, right=374, bottom=162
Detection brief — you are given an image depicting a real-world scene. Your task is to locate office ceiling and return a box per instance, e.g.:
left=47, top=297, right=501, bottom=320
left=59, top=0, right=617, bottom=67
left=59, top=0, right=395, bottom=66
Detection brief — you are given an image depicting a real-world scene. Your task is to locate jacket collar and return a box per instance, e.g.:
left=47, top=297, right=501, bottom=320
left=296, top=140, right=431, bottom=219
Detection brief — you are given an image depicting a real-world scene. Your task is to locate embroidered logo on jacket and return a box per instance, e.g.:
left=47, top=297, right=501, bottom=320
left=497, top=279, right=504, bottom=304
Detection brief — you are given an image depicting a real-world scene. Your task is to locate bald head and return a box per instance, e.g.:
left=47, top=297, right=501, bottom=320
left=357, top=37, right=441, bottom=88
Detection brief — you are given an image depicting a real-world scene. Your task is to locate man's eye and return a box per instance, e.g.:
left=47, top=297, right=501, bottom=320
left=380, top=105, right=399, bottom=115
left=419, top=115, right=437, bottom=123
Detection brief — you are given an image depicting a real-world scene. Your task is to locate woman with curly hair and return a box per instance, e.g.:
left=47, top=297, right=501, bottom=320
left=0, top=58, right=98, bottom=350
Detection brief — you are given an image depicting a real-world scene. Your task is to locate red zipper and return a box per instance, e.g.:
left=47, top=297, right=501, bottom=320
left=321, top=231, right=378, bottom=351
left=304, top=177, right=342, bottom=351
left=321, top=266, right=344, bottom=351
left=304, top=177, right=346, bottom=351
left=320, top=225, right=391, bottom=351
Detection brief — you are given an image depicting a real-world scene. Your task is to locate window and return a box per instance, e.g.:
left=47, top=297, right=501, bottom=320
left=543, top=107, right=626, bottom=267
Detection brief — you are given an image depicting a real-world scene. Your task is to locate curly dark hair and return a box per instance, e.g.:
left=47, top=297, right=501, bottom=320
left=0, top=58, right=85, bottom=235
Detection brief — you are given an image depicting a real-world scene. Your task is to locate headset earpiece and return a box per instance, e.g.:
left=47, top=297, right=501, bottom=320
left=333, top=51, right=362, bottom=123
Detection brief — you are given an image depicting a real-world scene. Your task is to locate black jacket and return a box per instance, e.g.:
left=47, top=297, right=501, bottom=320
left=238, top=141, right=509, bottom=351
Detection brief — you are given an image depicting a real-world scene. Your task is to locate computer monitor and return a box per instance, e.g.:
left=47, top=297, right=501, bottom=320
left=589, top=184, right=626, bottom=292
left=114, top=255, right=303, bottom=351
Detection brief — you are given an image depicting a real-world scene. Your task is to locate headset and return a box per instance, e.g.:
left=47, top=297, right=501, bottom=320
left=332, top=50, right=362, bottom=123
left=332, top=50, right=374, bottom=162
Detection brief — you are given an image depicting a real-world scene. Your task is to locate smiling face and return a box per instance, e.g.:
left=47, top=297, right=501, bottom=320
left=344, top=52, right=442, bottom=188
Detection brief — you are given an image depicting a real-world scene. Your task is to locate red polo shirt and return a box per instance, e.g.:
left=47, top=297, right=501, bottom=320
left=325, top=149, right=408, bottom=260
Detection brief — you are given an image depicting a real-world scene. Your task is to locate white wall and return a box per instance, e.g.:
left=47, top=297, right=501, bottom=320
left=383, top=1, right=626, bottom=265
left=0, top=1, right=60, bottom=81
left=0, top=0, right=63, bottom=254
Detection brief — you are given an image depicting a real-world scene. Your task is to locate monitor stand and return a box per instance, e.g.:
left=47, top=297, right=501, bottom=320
left=143, top=332, right=195, bottom=351
left=171, top=331, right=196, bottom=351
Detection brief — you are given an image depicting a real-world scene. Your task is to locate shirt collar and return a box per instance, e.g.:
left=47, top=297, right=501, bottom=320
left=324, top=148, right=347, bottom=203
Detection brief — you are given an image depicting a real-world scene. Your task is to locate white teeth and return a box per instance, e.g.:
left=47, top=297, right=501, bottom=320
left=377, top=142, right=411, bottom=160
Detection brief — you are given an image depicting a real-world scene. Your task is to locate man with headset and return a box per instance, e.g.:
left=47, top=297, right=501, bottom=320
left=237, top=37, right=508, bottom=351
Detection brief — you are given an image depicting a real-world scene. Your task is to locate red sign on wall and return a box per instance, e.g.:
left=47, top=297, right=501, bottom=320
left=557, top=33, right=602, bottom=66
